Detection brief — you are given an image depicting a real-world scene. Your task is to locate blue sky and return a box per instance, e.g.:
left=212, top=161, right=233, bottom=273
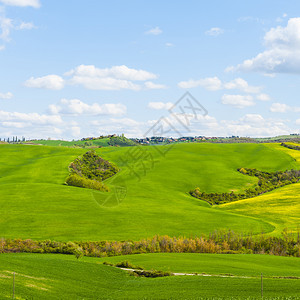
left=0, top=0, right=300, bottom=140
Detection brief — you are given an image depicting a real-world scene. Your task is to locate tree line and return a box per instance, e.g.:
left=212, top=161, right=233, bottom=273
left=0, top=229, right=299, bottom=258
left=281, top=142, right=300, bottom=151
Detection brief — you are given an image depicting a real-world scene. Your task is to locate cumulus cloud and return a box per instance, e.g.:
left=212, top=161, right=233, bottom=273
left=178, top=76, right=261, bottom=94
left=270, top=102, right=300, bottom=113
left=223, top=78, right=262, bottom=93
left=221, top=94, right=255, bottom=108
left=144, top=81, right=167, bottom=89
left=25, top=65, right=165, bottom=91
left=0, top=110, right=62, bottom=125
left=270, top=103, right=289, bottom=113
left=205, top=27, right=224, bottom=36
left=222, top=115, right=290, bottom=137
left=24, top=75, right=65, bottom=90
left=0, top=0, right=40, bottom=7
left=148, top=102, right=173, bottom=110
left=145, top=26, right=162, bottom=35
left=65, top=64, right=157, bottom=81
left=49, top=99, right=127, bottom=116
left=178, top=77, right=222, bottom=90
left=256, top=93, right=271, bottom=101
left=230, top=18, right=300, bottom=74
left=69, top=76, right=141, bottom=91
left=0, top=92, right=13, bottom=99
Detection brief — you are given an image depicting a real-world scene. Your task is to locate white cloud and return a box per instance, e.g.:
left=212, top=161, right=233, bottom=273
left=0, top=92, right=13, bottom=99
left=178, top=76, right=262, bottom=94
left=296, top=119, right=300, bottom=125
left=145, top=26, right=162, bottom=35
left=69, top=76, right=141, bottom=91
left=178, top=77, right=222, bottom=90
left=24, top=75, right=65, bottom=90
left=223, top=78, right=262, bottom=93
left=165, top=42, right=174, bottom=47
left=71, top=126, right=81, bottom=137
left=144, top=81, right=167, bottom=89
left=65, top=64, right=157, bottom=81
left=270, top=103, right=290, bottom=113
left=49, top=99, right=127, bottom=116
left=256, top=93, right=271, bottom=101
left=65, top=64, right=158, bottom=90
left=232, top=18, right=300, bottom=74
left=17, top=21, right=35, bottom=30
left=0, top=13, right=13, bottom=42
left=205, top=27, right=224, bottom=36
left=148, top=102, right=173, bottom=110
left=221, top=94, right=255, bottom=108
left=222, top=115, right=290, bottom=137
left=0, top=110, right=62, bottom=125
left=0, top=4, right=37, bottom=50
left=26, top=65, right=163, bottom=91
left=241, top=114, right=265, bottom=125
left=0, top=0, right=40, bottom=8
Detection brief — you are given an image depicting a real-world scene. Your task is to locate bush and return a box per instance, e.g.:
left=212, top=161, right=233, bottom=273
left=115, top=260, right=143, bottom=270
left=66, top=174, right=109, bottom=192
left=131, top=270, right=173, bottom=278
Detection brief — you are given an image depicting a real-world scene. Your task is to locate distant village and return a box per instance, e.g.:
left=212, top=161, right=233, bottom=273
left=1, top=133, right=299, bottom=145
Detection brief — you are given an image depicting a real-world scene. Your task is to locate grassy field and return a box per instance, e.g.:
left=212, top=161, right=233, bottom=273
left=0, top=142, right=299, bottom=240
left=0, top=253, right=299, bottom=299
left=99, top=252, right=300, bottom=277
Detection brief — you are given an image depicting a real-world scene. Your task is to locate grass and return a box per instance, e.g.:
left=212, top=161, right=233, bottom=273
left=0, top=253, right=299, bottom=299
left=0, top=143, right=299, bottom=240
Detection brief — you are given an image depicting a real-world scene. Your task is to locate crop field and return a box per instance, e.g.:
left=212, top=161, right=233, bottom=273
left=0, top=253, right=299, bottom=299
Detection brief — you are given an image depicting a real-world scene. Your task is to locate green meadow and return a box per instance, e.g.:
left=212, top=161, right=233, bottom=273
left=1, top=142, right=300, bottom=299
left=0, top=253, right=299, bottom=299
left=0, top=142, right=299, bottom=240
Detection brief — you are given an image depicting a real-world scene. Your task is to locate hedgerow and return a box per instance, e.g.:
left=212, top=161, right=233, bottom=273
left=0, top=229, right=299, bottom=257
left=190, top=168, right=300, bottom=205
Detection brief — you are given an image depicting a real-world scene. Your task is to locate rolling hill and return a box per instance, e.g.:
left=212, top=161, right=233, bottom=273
left=0, top=142, right=299, bottom=241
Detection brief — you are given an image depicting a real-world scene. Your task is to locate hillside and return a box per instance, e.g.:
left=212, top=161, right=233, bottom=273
left=0, top=143, right=299, bottom=241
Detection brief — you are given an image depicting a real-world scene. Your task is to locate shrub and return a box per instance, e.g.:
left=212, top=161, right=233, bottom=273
left=65, top=174, right=109, bottom=192
left=115, top=260, right=143, bottom=270
left=131, top=270, right=173, bottom=278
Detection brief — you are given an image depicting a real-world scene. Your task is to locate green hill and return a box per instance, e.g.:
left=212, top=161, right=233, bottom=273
left=0, top=142, right=299, bottom=241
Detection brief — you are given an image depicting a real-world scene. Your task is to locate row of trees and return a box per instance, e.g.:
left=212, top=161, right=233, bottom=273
left=190, top=167, right=300, bottom=205
left=0, top=136, right=26, bottom=143
left=1, top=230, right=299, bottom=257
